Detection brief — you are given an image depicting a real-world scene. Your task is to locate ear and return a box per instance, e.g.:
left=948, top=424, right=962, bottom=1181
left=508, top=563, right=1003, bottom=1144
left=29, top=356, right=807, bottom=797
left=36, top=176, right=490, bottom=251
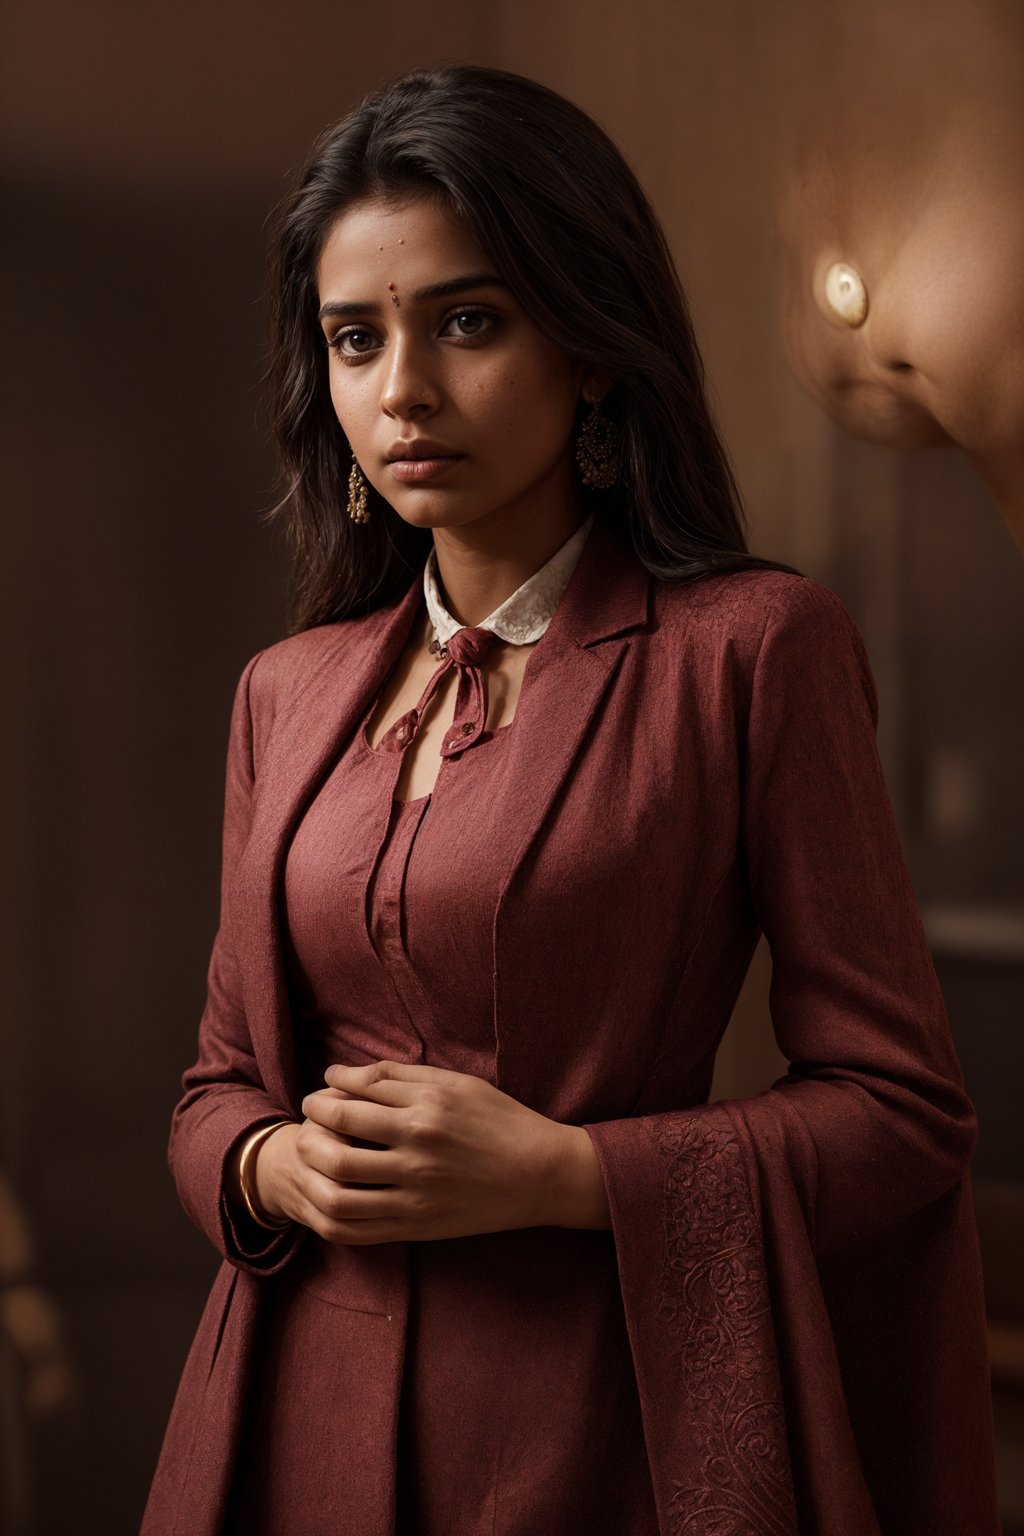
left=580, top=365, right=616, bottom=405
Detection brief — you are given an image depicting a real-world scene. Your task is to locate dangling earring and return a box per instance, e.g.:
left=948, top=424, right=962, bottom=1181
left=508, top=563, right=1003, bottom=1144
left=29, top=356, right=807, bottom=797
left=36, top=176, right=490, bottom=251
left=575, top=398, right=621, bottom=490
left=347, top=456, right=370, bottom=524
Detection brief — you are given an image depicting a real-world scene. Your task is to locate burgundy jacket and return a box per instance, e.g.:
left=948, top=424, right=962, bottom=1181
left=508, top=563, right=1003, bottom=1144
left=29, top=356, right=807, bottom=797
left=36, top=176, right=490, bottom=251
left=143, top=517, right=1000, bottom=1535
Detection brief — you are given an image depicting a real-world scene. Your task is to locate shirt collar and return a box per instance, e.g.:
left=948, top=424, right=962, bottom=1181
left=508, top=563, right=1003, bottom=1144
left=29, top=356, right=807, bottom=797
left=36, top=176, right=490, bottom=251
left=422, top=513, right=595, bottom=648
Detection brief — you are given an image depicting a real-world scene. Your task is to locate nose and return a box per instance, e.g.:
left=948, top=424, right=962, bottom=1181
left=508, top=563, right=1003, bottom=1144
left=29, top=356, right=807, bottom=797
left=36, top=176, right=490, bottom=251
left=379, top=334, right=439, bottom=421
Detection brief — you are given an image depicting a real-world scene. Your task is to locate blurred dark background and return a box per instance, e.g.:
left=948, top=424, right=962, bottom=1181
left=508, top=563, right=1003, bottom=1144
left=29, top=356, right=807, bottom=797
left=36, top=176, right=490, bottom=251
left=1, top=2, right=1022, bottom=1531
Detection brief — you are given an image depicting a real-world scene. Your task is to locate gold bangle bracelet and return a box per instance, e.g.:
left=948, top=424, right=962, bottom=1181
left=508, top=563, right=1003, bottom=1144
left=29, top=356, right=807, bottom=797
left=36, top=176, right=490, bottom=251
left=236, top=1121, right=293, bottom=1232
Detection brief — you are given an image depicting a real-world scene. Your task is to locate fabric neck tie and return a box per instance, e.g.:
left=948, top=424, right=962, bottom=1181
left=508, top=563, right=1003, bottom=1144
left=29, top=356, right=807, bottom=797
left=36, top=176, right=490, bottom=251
left=394, top=625, right=501, bottom=759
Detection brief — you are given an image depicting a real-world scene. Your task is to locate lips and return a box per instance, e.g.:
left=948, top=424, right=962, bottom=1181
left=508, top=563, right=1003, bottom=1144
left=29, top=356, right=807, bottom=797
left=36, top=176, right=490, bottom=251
left=385, top=440, right=465, bottom=484
left=388, top=455, right=464, bottom=483
left=386, top=440, right=461, bottom=462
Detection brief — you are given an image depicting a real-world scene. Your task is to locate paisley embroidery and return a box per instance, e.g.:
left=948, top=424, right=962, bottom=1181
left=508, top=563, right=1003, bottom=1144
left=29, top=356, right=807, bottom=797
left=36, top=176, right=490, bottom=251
left=649, top=1114, right=797, bottom=1535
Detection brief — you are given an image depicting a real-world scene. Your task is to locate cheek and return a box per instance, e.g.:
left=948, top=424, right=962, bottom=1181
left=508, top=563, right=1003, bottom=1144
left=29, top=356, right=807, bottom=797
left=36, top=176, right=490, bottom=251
left=328, top=368, right=351, bottom=422
left=326, top=368, right=345, bottom=423
left=327, top=371, right=368, bottom=445
left=468, top=348, right=579, bottom=447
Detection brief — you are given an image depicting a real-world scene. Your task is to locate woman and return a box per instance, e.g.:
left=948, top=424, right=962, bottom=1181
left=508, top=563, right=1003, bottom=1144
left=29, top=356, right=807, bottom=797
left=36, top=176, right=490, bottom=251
left=143, top=65, right=999, bottom=1536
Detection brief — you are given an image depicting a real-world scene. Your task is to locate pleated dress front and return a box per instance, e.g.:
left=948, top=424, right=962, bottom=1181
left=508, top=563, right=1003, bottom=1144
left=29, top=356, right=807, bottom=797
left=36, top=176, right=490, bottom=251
left=224, top=591, right=660, bottom=1535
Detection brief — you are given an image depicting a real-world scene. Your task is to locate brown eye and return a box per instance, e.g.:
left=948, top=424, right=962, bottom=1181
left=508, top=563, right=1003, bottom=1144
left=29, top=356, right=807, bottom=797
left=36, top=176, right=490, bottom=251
left=329, top=327, right=380, bottom=357
left=441, top=308, right=498, bottom=340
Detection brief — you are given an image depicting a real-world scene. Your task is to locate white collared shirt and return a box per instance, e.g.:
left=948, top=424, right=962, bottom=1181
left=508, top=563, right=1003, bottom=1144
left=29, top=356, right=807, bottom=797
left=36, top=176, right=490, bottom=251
left=422, top=514, right=595, bottom=649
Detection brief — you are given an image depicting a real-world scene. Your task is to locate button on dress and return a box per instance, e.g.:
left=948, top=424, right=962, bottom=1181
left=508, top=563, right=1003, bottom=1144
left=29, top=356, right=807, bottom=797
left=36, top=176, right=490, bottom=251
left=226, top=607, right=660, bottom=1535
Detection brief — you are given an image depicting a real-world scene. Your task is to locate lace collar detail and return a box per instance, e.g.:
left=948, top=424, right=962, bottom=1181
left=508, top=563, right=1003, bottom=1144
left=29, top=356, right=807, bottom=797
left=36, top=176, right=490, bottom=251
left=422, top=514, right=595, bottom=649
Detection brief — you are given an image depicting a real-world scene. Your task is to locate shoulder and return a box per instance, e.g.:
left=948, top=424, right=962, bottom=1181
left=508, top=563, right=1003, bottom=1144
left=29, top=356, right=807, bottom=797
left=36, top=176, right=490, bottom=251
left=652, top=567, right=860, bottom=656
left=229, top=610, right=383, bottom=754
left=650, top=567, right=876, bottom=719
left=245, top=621, right=353, bottom=702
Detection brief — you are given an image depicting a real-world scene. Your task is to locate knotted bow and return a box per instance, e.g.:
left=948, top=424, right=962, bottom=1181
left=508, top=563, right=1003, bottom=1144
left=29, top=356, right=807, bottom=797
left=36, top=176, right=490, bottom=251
left=385, top=625, right=500, bottom=759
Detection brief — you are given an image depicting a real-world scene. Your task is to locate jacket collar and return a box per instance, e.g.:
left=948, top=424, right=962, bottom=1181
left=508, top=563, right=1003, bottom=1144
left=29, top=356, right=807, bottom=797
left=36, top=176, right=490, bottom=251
left=387, top=510, right=649, bottom=657
left=539, top=511, right=651, bottom=650
left=423, top=512, right=596, bottom=647
left=259, top=512, right=651, bottom=750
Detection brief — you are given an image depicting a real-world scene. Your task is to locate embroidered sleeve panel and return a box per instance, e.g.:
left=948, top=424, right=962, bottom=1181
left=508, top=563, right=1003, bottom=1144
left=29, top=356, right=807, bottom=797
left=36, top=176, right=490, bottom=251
left=647, top=1113, right=798, bottom=1536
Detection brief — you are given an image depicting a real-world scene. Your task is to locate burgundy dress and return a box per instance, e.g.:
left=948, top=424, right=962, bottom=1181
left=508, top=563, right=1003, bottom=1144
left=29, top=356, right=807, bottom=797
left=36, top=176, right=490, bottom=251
left=224, top=618, right=660, bottom=1534
left=144, top=517, right=1000, bottom=1535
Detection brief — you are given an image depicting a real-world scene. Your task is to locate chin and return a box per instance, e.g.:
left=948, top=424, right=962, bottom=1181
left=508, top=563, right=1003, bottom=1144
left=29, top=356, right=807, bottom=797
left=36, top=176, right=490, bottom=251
left=382, top=494, right=494, bottom=533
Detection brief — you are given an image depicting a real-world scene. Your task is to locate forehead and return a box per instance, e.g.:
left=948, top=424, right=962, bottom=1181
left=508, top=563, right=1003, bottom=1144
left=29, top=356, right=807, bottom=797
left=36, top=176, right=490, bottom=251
left=316, top=195, right=489, bottom=295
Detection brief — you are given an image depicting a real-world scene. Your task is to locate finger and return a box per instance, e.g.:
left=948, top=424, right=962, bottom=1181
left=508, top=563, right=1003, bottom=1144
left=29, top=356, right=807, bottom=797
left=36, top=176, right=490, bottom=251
left=331, top=1221, right=406, bottom=1247
left=325, top=1076, right=420, bottom=1109
left=293, top=1168, right=374, bottom=1238
left=301, top=1167, right=407, bottom=1225
left=325, top=1061, right=459, bottom=1101
left=301, top=1092, right=404, bottom=1145
left=297, top=1112, right=352, bottom=1148
left=302, top=1134, right=404, bottom=1188
left=301, top=1087, right=361, bottom=1119
left=290, top=1168, right=420, bottom=1247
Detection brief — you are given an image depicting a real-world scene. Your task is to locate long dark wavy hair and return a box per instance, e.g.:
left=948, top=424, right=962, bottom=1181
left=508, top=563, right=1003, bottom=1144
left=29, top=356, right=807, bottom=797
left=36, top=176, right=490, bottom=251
left=266, top=64, right=795, bottom=633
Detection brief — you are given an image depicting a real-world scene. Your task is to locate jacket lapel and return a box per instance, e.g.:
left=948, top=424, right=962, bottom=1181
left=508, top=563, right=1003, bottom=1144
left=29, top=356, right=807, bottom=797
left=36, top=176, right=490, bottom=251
left=232, top=574, right=425, bottom=1109
left=488, top=519, right=651, bottom=1094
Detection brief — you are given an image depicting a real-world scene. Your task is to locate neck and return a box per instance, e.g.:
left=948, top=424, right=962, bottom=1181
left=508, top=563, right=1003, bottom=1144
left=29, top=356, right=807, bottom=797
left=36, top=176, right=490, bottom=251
left=430, top=489, right=587, bottom=628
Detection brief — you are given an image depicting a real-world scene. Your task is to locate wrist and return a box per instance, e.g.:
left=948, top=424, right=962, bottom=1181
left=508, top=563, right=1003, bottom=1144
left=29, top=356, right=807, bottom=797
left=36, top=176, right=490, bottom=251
left=234, top=1121, right=295, bottom=1230
left=252, top=1121, right=301, bottom=1225
left=541, top=1124, right=612, bottom=1230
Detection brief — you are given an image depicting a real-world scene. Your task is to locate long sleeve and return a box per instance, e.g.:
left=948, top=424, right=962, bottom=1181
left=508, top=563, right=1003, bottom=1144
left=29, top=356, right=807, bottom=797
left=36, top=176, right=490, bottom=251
left=736, top=580, right=975, bottom=1254
left=168, top=654, right=302, bottom=1274
left=584, top=581, right=999, bottom=1535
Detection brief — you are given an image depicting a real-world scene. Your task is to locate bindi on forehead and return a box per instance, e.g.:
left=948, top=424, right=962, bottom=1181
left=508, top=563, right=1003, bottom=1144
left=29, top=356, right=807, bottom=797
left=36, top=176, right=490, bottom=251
left=376, top=234, right=408, bottom=305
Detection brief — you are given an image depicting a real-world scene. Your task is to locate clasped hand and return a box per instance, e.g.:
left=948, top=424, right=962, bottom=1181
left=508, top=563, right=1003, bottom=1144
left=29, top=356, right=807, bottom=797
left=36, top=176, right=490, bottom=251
left=252, top=1060, right=611, bottom=1245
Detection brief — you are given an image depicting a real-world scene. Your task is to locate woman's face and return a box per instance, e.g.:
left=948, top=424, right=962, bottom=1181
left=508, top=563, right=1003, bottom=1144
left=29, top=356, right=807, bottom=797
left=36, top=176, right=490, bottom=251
left=316, top=194, right=598, bottom=537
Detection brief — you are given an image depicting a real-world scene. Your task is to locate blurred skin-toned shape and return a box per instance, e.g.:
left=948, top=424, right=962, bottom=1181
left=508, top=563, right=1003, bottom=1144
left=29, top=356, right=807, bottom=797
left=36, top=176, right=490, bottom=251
left=779, top=0, right=1024, bottom=553
left=0, top=1170, right=75, bottom=1417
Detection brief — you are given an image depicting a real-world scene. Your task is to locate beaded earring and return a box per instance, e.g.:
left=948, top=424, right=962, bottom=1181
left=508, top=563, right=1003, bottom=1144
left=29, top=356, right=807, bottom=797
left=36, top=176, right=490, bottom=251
left=347, top=457, right=371, bottom=523
left=575, top=399, right=622, bottom=490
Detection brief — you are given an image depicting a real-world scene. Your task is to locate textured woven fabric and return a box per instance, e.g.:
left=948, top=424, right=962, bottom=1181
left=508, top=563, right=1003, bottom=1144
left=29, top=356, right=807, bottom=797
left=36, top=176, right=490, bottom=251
left=144, top=515, right=1000, bottom=1536
left=222, top=626, right=659, bottom=1532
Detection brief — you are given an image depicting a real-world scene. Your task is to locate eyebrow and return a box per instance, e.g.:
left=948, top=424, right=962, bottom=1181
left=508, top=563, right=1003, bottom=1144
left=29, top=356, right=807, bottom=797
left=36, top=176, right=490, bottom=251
left=318, top=272, right=508, bottom=321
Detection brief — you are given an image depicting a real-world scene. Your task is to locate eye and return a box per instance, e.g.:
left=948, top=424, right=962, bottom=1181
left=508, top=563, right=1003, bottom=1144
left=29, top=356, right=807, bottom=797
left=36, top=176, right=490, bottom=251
left=440, top=307, right=499, bottom=340
left=326, top=327, right=381, bottom=359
